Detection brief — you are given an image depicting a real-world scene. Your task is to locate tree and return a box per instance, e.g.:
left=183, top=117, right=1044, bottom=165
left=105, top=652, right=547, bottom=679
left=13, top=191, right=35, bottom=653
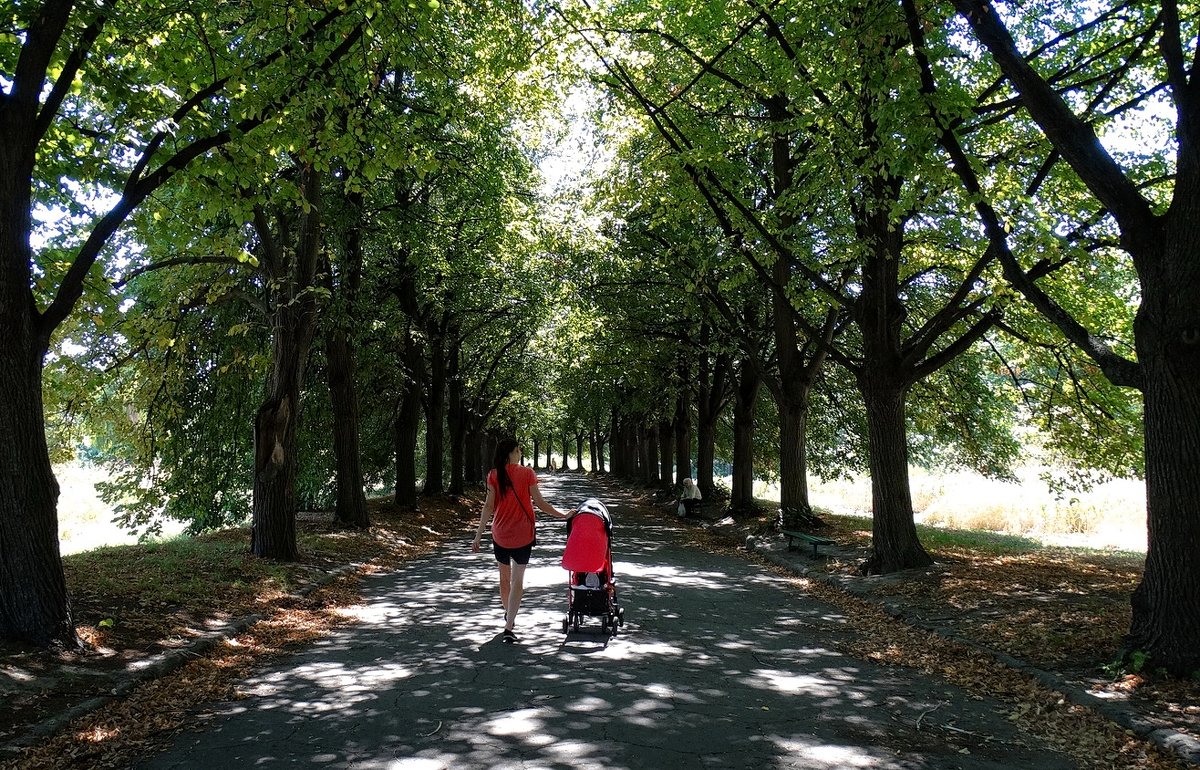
left=923, top=0, right=1200, bottom=674
left=571, top=0, right=1013, bottom=570
left=0, top=0, right=375, bottom=647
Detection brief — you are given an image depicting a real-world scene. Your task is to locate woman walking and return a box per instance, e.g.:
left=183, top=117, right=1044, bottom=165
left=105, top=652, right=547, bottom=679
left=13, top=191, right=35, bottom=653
left=472, top=438, right=570, bottom=641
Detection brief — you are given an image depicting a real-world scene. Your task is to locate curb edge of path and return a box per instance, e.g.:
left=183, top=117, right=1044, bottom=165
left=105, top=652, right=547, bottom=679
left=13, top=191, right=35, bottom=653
left=742, top=539, right=1200, bottom=768
left=3, top=562, right=363, bottom=757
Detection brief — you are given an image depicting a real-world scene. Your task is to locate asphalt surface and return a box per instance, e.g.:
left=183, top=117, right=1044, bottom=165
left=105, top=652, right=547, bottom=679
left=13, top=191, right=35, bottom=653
left=137, top=473, right=1075, bottom=769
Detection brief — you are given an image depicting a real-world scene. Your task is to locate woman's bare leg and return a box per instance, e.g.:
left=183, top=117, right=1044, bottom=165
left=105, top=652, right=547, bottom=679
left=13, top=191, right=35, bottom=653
left=504, top=562, right=528, bottom=631
left=497, top=561, right=511, bottom=615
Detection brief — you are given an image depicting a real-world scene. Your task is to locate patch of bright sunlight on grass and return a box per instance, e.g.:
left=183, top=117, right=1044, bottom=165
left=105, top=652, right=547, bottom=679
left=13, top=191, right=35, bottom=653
left=732, top=465, right=1146, bottom=553
left=56, top=462, right=189, bottom=556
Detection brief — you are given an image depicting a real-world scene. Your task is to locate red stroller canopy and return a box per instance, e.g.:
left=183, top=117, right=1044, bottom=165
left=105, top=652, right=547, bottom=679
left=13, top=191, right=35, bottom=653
left=562, top=513, right=609, bottom=573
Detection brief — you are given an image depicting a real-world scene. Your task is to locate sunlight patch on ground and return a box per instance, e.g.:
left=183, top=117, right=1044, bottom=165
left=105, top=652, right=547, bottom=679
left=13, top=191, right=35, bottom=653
left=751, top=668, right=841, bottom=697
left=379, top=759, right=445, bottom=769
left=783, top=741, right=883, bottom=768
left=485, top=707, right=546, bottom=736
left=619, top=563, right=732, bottom=589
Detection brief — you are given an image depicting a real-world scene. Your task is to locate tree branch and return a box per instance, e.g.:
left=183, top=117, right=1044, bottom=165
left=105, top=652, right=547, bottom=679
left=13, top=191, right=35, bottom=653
left=114, top=255, right=250, bottom=289
left=950, top=0, right=1155, bottom=235
left=905, top=0, right=1144, bottom=391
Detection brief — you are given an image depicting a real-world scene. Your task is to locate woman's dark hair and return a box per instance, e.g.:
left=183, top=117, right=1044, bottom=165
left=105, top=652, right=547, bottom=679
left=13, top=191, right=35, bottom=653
left=492, top=438, right=519, bottom=498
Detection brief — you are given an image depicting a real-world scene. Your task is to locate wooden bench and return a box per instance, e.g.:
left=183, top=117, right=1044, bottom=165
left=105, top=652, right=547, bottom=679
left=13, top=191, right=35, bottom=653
left=780, top=529, right=835, bottom=556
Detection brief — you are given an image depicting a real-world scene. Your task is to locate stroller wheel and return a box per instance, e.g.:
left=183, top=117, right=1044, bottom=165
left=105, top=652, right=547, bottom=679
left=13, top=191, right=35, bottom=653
left=562, top=617, right=569, bottom=634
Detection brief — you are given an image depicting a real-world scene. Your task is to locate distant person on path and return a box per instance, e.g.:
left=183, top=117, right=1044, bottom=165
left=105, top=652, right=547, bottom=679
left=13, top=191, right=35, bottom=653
left=472, top=438, right=570, bottom=641
left=678, top=477, right=702, bottom=518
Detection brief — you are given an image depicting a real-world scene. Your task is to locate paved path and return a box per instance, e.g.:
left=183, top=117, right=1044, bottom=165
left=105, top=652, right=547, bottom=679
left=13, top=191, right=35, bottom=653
left=139, top=474, right=1073, bottom=769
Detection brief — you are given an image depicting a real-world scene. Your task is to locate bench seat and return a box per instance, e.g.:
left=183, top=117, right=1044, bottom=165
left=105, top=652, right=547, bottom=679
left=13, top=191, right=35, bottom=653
left=780, top=529, right=835, bottom=556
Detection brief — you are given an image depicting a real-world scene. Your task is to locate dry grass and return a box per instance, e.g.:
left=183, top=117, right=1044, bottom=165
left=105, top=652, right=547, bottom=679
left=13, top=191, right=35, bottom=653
left=742, top=465, right=1147, bottom=552
left=54, top=463, right=188, bottom=556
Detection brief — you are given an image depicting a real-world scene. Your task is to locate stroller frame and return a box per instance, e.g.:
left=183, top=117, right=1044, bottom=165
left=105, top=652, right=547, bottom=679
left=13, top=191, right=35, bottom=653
left=561, top=499, right=625, bottom=635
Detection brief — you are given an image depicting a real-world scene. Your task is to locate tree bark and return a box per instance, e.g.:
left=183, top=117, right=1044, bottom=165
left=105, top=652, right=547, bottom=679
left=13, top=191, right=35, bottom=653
left=0, top=332, right=77, bottom=648
left=251, top=307, right=316, bottom=559
left=639, top=423, right=655, bottom=484
left=730, top=363, right=760, bottom=515
left=325, top=188, right=367, bottom=529
left=447, top=337, right=465, bottom=496
left=393, top=327, right=422, bottom=510
left=1124, top=256, right=1200, bottom=673
left=251, top=167, right=323, bottom=561
left=858, top=375, right=932, bottom=575
left=422, top=334, right=446, bottom=495
left=696, top=341, right=729, bottom=498
left=326, top=324, right=368, bottom=528
left=645, top=425, right=660, bottom=484
left=659, top=418, right=673, bottom=487
left=777, top=395, right=814, bottom=528
left=0, top=115, right=77, bottom=646
left=674, top=387, right=691, bottom=485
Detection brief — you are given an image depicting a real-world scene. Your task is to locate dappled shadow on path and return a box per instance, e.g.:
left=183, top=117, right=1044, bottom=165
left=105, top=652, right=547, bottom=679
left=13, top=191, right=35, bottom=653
left=139, top=474, right=1072, bottom=770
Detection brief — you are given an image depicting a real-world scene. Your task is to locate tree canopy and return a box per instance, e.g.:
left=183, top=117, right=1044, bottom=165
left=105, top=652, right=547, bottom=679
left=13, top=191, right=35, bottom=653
left=3, top=0, right=1196, bottom=675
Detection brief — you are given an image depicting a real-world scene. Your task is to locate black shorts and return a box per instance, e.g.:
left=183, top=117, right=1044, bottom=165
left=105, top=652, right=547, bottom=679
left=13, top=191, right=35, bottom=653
left=493, top=540, right=534, bottom=566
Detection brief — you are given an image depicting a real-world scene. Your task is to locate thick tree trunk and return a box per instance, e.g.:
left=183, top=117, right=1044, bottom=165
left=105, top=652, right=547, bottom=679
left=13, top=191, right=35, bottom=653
left=696, top=418, right=717, bottom=498
left=645, top=425, right=660, bottom=484
left=423, top=338, right=446, bottom=495
left=464, top=421, right=483, bottom=485
left=858, top=377, right=932, bottom=575
left=659, top=419, right=673, bottom=487
left=576, top=433, right=585, bottom=469
left=324, top=187, right=367, bottom=528
left=639, top=424, right=654, bottom=484
left=447, top=340, right=465, bottom=496
left=251, top=167, right=322, bottom=561
left=615, top=418, right=632, bottom=477
left=777, top=396, right=815, bottom=528
left=1125, top=269, right=1200, bottom=673
left=588, top=432, right=598, bottom=472
left=326, top=325, right=368, bottom=528
left=532, top=439, right=540, bottom=470
left=592, top=424, right=607, bottom=472
left=674, top=392, right=691, bottom=485
left=252, top=308, right=314, bottom=559
left=0, top=134, right=78, bottom=648
left=394, top=330, right=422, bottom=510
left=696, top=347, right=727, bottom=498
left=0, top=335, right=77, bottom=648
left=730, top=364, right=760, bottom=515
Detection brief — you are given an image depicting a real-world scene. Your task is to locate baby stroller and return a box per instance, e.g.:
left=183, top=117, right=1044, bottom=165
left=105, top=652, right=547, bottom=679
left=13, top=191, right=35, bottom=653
left=561, top=498, right=625, bottom=635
